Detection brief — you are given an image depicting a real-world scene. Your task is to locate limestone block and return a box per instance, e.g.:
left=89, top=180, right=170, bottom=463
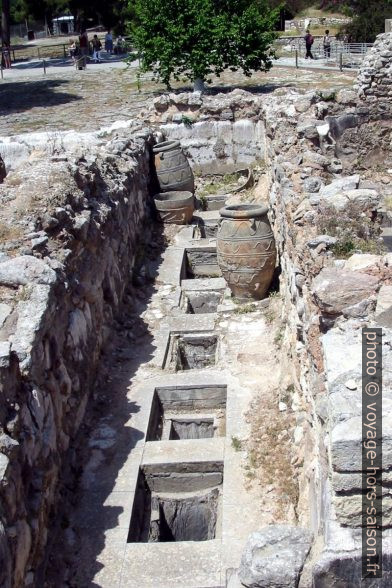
left=312, top=268, right=379, bottom=317
left=330, top=412, right=392, bottom=472
left=335, top=89, right=358, bottom=105
left=334, top=494, right=392, bottom=527
left=344, top=253, right=382, bottom=272
left=345, top=188, right=380, bottom=209
left=319, top=175, right=360, bottom=198
left=67, top=308, right=88, bottom=349
left=332, top=470, right=392, bottom=494
left=322, top=327, right=361, bottom=382
left=239, top=525, right=312, bottom=588
left=233, top=120, right=255, bottom=145
left=376, top=284, right=392, bottom=327
left=0, top=256, right=56, bottom=287
left=0, top=452, right=9, bottom=481
left=0, top=303, right=12, bottom=328
left=10, top=285, right=52, bottom=371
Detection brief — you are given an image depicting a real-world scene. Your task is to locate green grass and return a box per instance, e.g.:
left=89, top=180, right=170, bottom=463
left=197, top=173, right=242, bottom=198
left=233, top=303, right=255, bottom=315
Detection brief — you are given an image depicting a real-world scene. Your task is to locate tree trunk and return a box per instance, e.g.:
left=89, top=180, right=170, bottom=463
left=1, top=0, right=10, bottom=45
left=193, top=78, right=205, bottom=93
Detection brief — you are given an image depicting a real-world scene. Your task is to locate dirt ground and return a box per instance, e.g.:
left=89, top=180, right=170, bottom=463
left=0, top=64, right=355, bottom=136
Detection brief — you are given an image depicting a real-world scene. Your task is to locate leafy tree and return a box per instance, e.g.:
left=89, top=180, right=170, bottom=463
left=130, top=0, right=280, bottom=90
left=340, top=0, right=392, bottom=42
left=9, top=0, right=130, bottom=32
left=2, top=0, right=10, bottom=43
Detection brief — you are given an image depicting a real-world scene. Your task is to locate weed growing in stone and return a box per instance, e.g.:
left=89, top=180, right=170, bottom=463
left=318, top=202, right=385, bottom=258
left=181, top=115, right=194, bottom=127
left=264, top=309, right=275, bottom=324
left=274, top=325, right=285, bottom=348
left=233, top=303, right=255, bottom=315
left=231, top=436, right=242, bottom=451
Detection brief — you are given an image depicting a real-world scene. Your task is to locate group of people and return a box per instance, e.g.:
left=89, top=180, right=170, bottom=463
left=69, top=30, right=127, bottom=69
left=304, top=29, right=332, bottom=60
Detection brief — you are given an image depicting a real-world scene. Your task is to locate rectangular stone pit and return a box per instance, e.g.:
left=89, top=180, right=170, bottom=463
left=180, top=278, right=227, bottom=314
left=165, top=332, right=219, bottom=371
left=146, top=385, right=227, bottom=441
left=183, top=247, right=221, bottom=279
left=127, top=462, right=223, bottom=543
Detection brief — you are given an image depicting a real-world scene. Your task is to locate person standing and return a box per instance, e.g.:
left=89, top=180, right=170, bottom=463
left=304, top=30, right=314, bottom=60
left=92, top=34, right=102, bottom=63
left=323, top=29, right=331, bottom=58
left=105, top=30, right=113, bottom=55
left=2, top=43, right=11, bottom=69
left=79, top=29, right=89, bottom=69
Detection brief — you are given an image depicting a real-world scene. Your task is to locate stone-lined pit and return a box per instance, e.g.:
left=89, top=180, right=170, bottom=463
left=128, top=463, right=223, bottom=543
left=146, top=385, right=227, bottom=441
left=166, top=333, right=219, bottom=371
left=182, top=289, right=224, bottom=314
left=184, top=248, right=221, bottom=279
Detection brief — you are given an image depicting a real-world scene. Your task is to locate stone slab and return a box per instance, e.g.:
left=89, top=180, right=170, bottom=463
left=193, top=210, right=221, bottom=222
left=121, top=541, right=222, bottom=587
left=142, top=437, right=225, bottom=468
left=186, top=239, right=218, bottom=250
left=156, top=246, right=185, bottom=285
left=167, top=313, right=217, bottom=333
left=76, top=490, right=134, bottom=531
left=181, top=277, right=227, bottom=291
left=376, top=284, right=392, bottom=327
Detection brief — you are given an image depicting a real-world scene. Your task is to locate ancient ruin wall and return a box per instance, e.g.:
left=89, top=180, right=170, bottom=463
left=0, top=130, right=153, bottom=587
left=150, top=91, right=266, bottom=174
left=147, top=54, right=392, bottom=582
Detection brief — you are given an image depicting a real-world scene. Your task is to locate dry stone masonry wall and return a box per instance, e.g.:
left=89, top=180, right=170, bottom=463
left=145, top=38, right=392, bottom=583
left=356, top=32, right=392, bottom=103
left=0, top=129, right=154, bottom=587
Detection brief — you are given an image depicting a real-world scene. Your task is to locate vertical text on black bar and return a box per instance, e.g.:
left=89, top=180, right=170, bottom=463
left=362, top=327, right=382, bottom=579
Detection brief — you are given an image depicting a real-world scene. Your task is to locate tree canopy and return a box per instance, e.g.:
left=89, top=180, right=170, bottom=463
left=7, top=0, right=130, bottom=31
left=340, top=0, right=392, bottom=42
left=130, top=0, right=280, bottom=89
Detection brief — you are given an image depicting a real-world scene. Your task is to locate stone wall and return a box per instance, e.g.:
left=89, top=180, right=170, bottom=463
left=0, top=129, right=154, bottom=587
left=148, top=82, right=392, bottom=585
left=150, top=91, right=266, bottom=173
left=355, top=32, right=392, bottom=102
left=284, top=17, right=351, bottom=31
left=1, top=57, right=391, bottom=586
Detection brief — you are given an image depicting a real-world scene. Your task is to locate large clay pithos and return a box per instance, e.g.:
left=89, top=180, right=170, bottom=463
left=154, top=191, right=195, bottom=225
left=153, top=140, right=195, bottom=194
left=217, top=204, right=276, bottom=300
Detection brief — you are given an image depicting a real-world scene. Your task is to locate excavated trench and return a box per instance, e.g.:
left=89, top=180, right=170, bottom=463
left=34, top=129, right=289, bottom=588
left=0, top=113, right=309, bottom=588
left=1, top=60, right=391, bottom=585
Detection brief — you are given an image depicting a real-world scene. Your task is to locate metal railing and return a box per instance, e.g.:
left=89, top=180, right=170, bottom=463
left=279, top=40, right=373, bottom=70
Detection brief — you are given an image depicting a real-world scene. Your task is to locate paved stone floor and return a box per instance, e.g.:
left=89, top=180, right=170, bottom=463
left=44, top=225, right=286, bottom=587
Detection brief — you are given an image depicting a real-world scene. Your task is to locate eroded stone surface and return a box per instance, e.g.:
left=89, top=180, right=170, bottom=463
left=238, top=525, right=313, bottom=588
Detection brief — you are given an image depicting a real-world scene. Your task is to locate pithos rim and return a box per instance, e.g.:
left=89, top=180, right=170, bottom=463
left=219, top=204, right=269, bottom=219
left=153, top=140, right=181, bottom=153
